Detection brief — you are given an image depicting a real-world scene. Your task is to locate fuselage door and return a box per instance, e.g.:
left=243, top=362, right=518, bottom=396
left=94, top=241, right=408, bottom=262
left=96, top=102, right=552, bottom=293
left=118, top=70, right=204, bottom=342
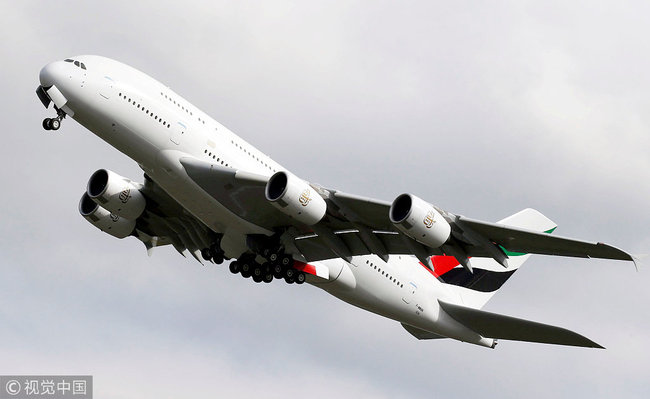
left=171, top=121, right=186, bottom=145
left=402, top=282, right=417, bottom=304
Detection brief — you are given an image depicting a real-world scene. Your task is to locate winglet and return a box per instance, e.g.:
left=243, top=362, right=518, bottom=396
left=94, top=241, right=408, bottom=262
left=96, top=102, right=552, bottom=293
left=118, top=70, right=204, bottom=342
left=632, top=254, right=647, bottom=272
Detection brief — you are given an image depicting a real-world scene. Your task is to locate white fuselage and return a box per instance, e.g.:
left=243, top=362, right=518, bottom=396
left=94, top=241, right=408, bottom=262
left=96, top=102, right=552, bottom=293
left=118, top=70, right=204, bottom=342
left=39, top=56, right=493, bottom=347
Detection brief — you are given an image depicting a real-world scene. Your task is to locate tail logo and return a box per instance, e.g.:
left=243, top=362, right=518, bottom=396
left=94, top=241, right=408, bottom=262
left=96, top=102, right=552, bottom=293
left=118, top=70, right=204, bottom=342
left=423, top=210, right=436, bottom=228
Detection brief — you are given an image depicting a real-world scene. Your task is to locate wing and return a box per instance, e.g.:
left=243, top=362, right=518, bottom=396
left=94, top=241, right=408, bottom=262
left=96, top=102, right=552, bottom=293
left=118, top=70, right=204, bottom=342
left=457, top=216, right=634, bottom=262
left=180, top=157, right=635, bottom=270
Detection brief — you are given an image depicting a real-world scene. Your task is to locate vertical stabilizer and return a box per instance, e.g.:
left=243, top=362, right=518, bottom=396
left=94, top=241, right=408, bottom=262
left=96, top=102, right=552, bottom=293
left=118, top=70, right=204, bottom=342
left=435, top=208, right=557, bottom=309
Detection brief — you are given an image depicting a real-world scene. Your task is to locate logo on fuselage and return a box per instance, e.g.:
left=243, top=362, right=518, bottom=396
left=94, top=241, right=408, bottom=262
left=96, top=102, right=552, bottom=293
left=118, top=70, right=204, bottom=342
left=423, top=210, right=436, bottom=228
left=299, top=189, right=312, bottom=207
left=119, top=188, right=131, bottom=203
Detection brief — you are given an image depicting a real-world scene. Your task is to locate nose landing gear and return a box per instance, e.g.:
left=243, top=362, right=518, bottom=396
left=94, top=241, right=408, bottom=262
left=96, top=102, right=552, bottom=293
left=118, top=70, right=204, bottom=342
left=43, top=118, right=60, bottom=130
left=42, top=109, right=66, bottom=131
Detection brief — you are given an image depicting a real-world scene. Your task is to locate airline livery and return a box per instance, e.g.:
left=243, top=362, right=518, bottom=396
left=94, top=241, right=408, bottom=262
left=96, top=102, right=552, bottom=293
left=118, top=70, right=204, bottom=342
left=36, top=56, right=637, bottom=349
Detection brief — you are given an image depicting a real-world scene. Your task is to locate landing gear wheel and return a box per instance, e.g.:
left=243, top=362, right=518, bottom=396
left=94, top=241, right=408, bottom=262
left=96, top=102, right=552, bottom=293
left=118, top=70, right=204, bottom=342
left=201, top=248, right=212, bottom=261
left=43, top=118, right=51, bottom=130
left=284, top=275, right=295, bottom=284
left=50, top=118, right=60, bottom=130
left=229, top=261, right=240, bottom=274
left=284, top=268, right=295, bottom=279
left=213, top=253, right=224, bottom=264
left=261, top=262, right=272, bottom=274
left=280, top=255, right=293, bottom=267
left=209, top=243, right=221, bottom=257
left=252, top=265, right=263, bottom=279
left=240, top=262, right=252, bottom=278
left=269, top=253, right=279, bottom=263
left=272, top=263, right=284, bottom=279
left=252, top=273, right=263, bottom=283
left=295, top=272, right=306, bottom=284
left=263, top=273, right=273, bottom=283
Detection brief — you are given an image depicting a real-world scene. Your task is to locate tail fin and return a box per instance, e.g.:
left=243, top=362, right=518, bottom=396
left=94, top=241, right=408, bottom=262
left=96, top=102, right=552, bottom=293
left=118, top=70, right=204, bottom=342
left=436, top=208, right=557, bottom=309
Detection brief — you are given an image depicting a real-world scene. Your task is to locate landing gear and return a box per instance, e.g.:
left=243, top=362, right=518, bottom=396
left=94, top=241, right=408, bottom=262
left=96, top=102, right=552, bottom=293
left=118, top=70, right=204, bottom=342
left=295, top=272, right=306, bottom=284
left=212, top=253, right=224, bottom=264
left=229, top=261, right=240, bottom=274
left=252, top=265, right=264, bottom=282
left=42, top=117, right=61, bottom=131
left=201, top=248, right=212, bottom=261
left=280, top=254, right=293, bottom=267
left=228, top=251, right=307, bottom=286
left=272, top=263, right=284, bottom=279
left=42, top=108, right=66, bottom=131
left=201, top=239, right=226, bottom=264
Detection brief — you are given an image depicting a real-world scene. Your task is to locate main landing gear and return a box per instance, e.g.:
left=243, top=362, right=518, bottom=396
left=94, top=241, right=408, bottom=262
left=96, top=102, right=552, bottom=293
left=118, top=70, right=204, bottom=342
left=42, top=109, right=66, bottom=131
left=203, top=235, right=306, bottom=285
left=228, top=253, right=306, bottom=285
left=201, top=241, right=228, bottom=265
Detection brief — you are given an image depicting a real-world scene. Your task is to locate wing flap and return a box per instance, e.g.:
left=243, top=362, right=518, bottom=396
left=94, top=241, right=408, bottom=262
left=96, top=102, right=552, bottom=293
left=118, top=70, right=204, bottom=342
left=294, top=230, right=429, bottom=262
left=438, top=300, right=604, bottom=348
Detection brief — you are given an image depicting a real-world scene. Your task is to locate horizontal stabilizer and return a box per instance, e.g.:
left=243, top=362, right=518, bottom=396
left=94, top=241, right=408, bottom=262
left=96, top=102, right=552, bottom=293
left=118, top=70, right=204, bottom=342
left=439, top=300, right=604, bottom=348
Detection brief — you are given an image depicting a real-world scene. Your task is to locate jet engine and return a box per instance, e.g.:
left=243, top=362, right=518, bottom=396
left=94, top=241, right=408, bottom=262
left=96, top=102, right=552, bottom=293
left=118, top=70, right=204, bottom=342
left=86, top=169, right=146, bottom=220
left=79, top=192, right=136, bottom=239
left=389, top=193, right=451, bottom=248
left=265, top=171, right=327, bottom=225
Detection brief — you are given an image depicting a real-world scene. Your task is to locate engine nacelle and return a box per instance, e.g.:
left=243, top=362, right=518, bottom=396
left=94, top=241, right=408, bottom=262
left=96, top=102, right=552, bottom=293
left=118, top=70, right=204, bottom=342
left=265, top=171, right=327, bottom=226
left=79, top=193, right=136, bottom=239
left=389, top=193, right=451, bottom=248
left=86, top=169, right=146, bottom=220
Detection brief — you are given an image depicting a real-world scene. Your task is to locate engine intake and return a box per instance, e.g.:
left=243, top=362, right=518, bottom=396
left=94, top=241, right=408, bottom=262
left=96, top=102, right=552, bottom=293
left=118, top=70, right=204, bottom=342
left=390, top=193, right=451, bottom=248
left=79, top=193, right=136, bottom=239
left=265, top=171, right=327, bottom=226
left=87, top=169, right=146, bottom=220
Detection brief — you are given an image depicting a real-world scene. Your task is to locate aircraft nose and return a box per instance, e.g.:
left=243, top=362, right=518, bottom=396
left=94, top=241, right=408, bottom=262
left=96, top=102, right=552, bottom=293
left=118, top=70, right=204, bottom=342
left=39, top=60, right=66, bottom=87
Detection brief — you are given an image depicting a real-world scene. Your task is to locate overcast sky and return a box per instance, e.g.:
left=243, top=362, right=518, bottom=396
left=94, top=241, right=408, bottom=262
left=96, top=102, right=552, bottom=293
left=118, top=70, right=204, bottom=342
left=1, top=1, right=649, bottom=398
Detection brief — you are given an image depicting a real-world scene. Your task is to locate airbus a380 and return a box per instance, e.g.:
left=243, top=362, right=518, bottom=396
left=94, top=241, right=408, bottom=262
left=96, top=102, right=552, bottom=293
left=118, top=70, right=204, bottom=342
left=36, top=55, right=637, bottom=349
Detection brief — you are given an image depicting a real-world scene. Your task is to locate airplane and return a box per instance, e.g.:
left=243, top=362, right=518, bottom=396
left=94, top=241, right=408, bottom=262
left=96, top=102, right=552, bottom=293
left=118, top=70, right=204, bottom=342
left=36, top=55, right=637, bottom=349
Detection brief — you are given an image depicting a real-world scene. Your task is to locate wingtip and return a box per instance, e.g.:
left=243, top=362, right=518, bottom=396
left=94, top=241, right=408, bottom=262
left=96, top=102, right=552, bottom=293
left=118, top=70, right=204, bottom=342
left=632, top=254, right=647, bottom=272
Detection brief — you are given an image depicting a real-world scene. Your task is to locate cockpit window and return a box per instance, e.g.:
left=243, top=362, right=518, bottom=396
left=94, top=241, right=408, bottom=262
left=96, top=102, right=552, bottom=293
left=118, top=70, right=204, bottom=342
left=65, top=59, right=88, bottom=70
